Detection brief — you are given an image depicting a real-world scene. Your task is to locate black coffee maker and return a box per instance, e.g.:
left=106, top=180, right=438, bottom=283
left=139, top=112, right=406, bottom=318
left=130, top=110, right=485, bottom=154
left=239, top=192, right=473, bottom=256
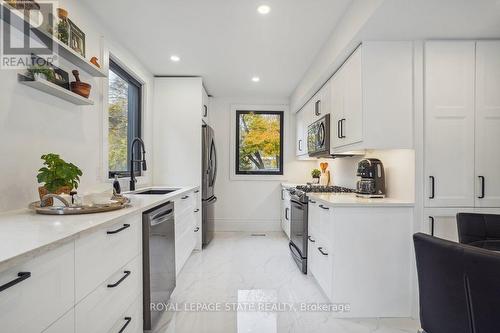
left=356, top=158, right=386, bottom=198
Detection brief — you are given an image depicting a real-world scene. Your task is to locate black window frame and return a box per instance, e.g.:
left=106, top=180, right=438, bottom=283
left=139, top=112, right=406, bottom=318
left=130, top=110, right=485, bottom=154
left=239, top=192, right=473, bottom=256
left=235, top=110, right=284, bottom=176
left=108, top=58, right=142, bottom=179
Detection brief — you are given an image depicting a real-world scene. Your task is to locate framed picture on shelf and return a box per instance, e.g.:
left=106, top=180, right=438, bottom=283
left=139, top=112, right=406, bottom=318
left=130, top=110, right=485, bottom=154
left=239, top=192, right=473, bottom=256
left=68, top=19, right=85, bottom=57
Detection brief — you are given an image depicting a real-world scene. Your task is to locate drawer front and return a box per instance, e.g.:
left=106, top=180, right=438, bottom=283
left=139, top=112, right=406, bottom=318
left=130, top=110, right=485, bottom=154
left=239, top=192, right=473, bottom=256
left=314, top=240, right=333, bottom=299
left=75, top=213, right=141, bottom=301
left=174, top=192, right=196, bottom=217
left=175, top=209, right=196, bottom=239
left=108, top=295, right=142, bottom=333
left=175, top=227, right=196, bottom=275
left=43, top=309, right=74, bottom=333
left=75, top=255, right=141, bottom=333
left=0, top=242, right=74, bottom=333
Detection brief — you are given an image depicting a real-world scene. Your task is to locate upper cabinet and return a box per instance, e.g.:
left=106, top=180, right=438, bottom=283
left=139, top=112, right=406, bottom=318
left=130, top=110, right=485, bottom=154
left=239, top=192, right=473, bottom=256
left=294, top=42, right=414, bottom=158
left=295, top=102, right=310, bottom=157
left=424, top=41, right=500, bottom=208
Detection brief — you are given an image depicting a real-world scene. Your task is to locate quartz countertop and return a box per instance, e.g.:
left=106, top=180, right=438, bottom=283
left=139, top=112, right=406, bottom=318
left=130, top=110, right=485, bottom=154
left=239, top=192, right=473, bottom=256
left=308, top=192, right=414, bottom=207
left=0, top=186, right=198, bottom=273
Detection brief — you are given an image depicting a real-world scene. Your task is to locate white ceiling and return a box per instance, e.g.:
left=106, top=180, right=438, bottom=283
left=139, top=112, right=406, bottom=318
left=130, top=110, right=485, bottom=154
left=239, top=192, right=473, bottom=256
left=83, top=0, right=353, bottom=98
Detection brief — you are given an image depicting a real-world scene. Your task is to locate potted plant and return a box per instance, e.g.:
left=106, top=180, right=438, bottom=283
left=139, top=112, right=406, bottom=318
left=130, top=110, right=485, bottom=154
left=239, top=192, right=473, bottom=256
left=311, top=168, right=321, bottom=184
left=28, top=64, right=55, bottom=82
left=37, top=154, right=83, bottom=205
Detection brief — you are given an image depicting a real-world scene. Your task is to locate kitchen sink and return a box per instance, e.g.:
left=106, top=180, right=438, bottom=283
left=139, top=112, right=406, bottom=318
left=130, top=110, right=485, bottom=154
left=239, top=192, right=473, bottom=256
left=133, top=189, right=179, bottom=195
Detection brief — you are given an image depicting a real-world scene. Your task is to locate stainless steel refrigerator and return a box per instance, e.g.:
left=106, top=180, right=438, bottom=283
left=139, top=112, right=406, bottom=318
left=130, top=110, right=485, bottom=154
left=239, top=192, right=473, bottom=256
left=202, top=124, right=217, bottom=246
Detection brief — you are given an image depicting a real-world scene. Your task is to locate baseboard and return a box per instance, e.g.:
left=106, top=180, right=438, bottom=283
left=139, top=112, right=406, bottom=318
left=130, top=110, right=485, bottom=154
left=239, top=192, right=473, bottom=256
left=213, top=218, right=281, bottom=232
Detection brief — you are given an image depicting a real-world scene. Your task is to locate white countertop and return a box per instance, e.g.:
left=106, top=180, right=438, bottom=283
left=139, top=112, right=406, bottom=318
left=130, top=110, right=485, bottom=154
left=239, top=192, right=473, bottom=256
left=308, top=192, right=414, bottom=207
left=0, top=186, right=198, bottom=273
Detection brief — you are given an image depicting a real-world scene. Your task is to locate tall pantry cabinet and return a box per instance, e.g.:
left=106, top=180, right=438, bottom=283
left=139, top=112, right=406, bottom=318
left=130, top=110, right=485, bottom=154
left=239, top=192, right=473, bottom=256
left=424, top=41, right=500, bottom=239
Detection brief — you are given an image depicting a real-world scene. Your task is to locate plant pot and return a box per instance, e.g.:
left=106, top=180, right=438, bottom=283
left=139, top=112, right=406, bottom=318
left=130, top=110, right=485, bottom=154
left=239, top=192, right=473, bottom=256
left=38, top=186, right=72, bottom=206
left=33, top=73, right=47, bottom=81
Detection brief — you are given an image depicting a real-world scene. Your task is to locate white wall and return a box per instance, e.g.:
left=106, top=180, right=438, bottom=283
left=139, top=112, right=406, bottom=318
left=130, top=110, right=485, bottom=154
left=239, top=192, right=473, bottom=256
left=0, top=1, right=154, bottom=211
left=210, top=97, right=316, bottom=232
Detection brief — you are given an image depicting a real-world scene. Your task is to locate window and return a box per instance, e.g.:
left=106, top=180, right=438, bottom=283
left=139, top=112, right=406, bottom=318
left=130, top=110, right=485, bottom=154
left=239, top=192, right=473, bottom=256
left=235, top=110, right=284, bottom=175
left=108, top=59, right=142, bottom=178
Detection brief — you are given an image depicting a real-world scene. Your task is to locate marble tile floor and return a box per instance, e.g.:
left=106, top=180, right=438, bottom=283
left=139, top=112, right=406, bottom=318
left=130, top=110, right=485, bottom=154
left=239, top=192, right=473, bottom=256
left=154, top=232, right=420, bottom=333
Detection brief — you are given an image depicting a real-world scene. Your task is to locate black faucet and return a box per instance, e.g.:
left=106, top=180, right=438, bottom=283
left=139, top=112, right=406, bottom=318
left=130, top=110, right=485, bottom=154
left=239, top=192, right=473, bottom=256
left=129, top=137, right=147, bottom=191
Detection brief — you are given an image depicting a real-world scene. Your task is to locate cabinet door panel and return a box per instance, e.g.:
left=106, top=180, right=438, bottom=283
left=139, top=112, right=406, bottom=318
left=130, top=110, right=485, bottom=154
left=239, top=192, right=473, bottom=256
left=342, top=47, right=363, bottom=146
left=295, top=109, right=306, bottom=156
left=424, top=41, right=475, bottom=207
left=330, top=71, right=345, bottom=150
left=475, top=41, right=500, bottom=207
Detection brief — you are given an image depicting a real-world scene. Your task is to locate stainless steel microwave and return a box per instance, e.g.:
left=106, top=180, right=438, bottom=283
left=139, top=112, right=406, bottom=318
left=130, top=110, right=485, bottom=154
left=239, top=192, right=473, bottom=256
left=307, top=114, right=330, bottom=157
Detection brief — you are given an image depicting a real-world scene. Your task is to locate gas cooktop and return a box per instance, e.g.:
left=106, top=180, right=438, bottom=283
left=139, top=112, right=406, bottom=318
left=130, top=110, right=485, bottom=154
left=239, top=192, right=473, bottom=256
left=293, top=184, right=355, bottom=193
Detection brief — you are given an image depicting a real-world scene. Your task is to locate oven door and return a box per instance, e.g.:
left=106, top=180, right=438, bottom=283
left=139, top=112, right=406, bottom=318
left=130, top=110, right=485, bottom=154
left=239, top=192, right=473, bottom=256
left=290, top=199, right=308, bottom=259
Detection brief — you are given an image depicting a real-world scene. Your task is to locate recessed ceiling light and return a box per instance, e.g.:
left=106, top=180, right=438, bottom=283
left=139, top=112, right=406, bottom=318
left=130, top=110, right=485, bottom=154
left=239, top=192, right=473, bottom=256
left=257, top=5, right=271, bottom=15
left=251, top=76, right=260, bottom=82
left=170, top=55, right=180, bottom=62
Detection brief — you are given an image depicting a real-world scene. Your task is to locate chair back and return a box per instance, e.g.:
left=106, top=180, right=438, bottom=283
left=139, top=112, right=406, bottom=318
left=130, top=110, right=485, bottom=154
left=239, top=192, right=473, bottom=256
left=457, top=213, right=500, bottom=244
left=413, top=233, right=472, bottom=333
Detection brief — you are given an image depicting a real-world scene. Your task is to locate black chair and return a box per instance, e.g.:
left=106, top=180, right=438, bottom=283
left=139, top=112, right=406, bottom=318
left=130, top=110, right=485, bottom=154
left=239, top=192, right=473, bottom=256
left=414, top=232, right=500, bottom=333
left=413, top=233, right=472, bottom=333
left=457, top=213, right=500, bottom=244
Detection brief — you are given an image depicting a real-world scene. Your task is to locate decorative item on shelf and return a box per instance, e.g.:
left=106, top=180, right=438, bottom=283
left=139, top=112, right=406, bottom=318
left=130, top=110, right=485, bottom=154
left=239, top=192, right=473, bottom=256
left=68, top=18, right=85, bottom=57
left=27, top=55, right=70, bottom=90
left=311, top=168, right=321, bottom=184
left=90, top=56, right=101, bottom=68
left=70, top=70, right=91, bottom=98
left=36, top=153, right=83, bottom=206
left=319, top=162, right=330, bottom=186
left=5, top=0, right=40, bottom=10
left=56, top=7, right=69, bottom=45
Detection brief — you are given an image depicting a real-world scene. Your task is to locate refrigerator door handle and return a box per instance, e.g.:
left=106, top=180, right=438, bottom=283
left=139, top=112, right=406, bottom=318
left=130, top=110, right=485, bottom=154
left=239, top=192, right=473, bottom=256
left=209, top=140, right=217, bottom=186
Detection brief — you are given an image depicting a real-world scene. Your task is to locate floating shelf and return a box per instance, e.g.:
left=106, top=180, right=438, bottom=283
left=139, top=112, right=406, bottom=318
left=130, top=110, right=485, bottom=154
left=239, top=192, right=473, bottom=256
left=1, top=3, right=107, bottom=78
left=18, top=74, right=94, bottom=105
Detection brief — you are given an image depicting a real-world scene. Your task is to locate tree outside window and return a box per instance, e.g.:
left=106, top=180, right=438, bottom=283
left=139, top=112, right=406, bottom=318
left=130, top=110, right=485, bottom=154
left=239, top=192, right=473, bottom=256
left=235, top=110, right=284, bottom=175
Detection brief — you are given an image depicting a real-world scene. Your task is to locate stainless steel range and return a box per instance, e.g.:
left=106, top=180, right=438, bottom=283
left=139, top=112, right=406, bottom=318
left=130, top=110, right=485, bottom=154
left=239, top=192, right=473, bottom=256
left=287, top=184, right=355, bottom=274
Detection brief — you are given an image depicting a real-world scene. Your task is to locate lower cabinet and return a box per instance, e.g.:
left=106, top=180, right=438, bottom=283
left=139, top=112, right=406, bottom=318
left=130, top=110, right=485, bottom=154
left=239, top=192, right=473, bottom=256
left=0, top=242, right=74, bottom=333
left=307, top=202, right=413, bottom=318
left=424, top=207, right=500, bottom=242
left=174, top=191, right=199, bottom=276
left=0, top=213, right=143, bottom=333
left=280, top=188, right=291, bottom=239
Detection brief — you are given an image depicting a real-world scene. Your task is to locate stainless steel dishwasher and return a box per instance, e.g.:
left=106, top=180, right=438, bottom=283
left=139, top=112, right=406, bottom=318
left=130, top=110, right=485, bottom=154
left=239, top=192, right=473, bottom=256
left=142, top=201, right=175, bottom=331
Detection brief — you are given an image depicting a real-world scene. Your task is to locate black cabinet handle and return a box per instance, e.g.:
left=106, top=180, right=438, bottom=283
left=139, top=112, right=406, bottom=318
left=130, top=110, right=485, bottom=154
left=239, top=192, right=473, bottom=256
left=478, top=176, right=485, bottom=199
left=285, top=207, right=289, bottom=221
left=181, top=195, right=189, bottom=200
left=194, top=208, right=200, bottom=213
left=309, top=199, right=316, bottom=204
left=281, top=189, right=284, bottom=200
left=0, top=272, right=31, bottom=293
left=298, top=139, right=302, bottom=151
left=340, top=119, right=346, bottom=138
left=194, top=227, right=200, bottom=232
left=203, top=105, right=208, bottom=117
left=107, top=271, right=131, bottom=288
left=319, top=204, right=329, bottom=210
left=118, top=317, right=132, bottom=333
left=308, top=236, right=316, bottom=243
left=194, top=190, right=200, bottom=193
left=337, top=120, right=341, bottom=139
left=429, top=216, right=435, bottom=236
left=429, top=176, right=435, bottom=199
left=107, top=224, right=130, bottom=235
left=318, top=247, right=328, bottom=256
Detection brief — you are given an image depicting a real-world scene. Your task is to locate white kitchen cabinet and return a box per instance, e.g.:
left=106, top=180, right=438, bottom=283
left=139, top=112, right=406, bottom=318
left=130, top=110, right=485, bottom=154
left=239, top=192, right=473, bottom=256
left=295, top=106, right=309, bottom=157
left=311, top=80, right=331, bottom=123
left=75, top=213, right=141, bottom=302
left=475, top=41, right=500, bottom=207
left=174, top=189, right=199, bottom=275
left=424, top=41, right=476, bottom=208
left=75, top=255, right=142, bottom=333
left=307, top=202, right=413, bottom=318
left=331, top=47, right=363, bottom=149
left=0, top=242, right=74, bottom=333
left=424, top=41, right=500, bottom=209
left=280, top=188, right=291, bottom=239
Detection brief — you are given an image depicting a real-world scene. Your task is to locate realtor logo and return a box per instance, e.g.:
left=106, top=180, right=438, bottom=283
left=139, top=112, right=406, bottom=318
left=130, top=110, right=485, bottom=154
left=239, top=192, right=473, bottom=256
left=1, top=0, right=58, bottom=69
